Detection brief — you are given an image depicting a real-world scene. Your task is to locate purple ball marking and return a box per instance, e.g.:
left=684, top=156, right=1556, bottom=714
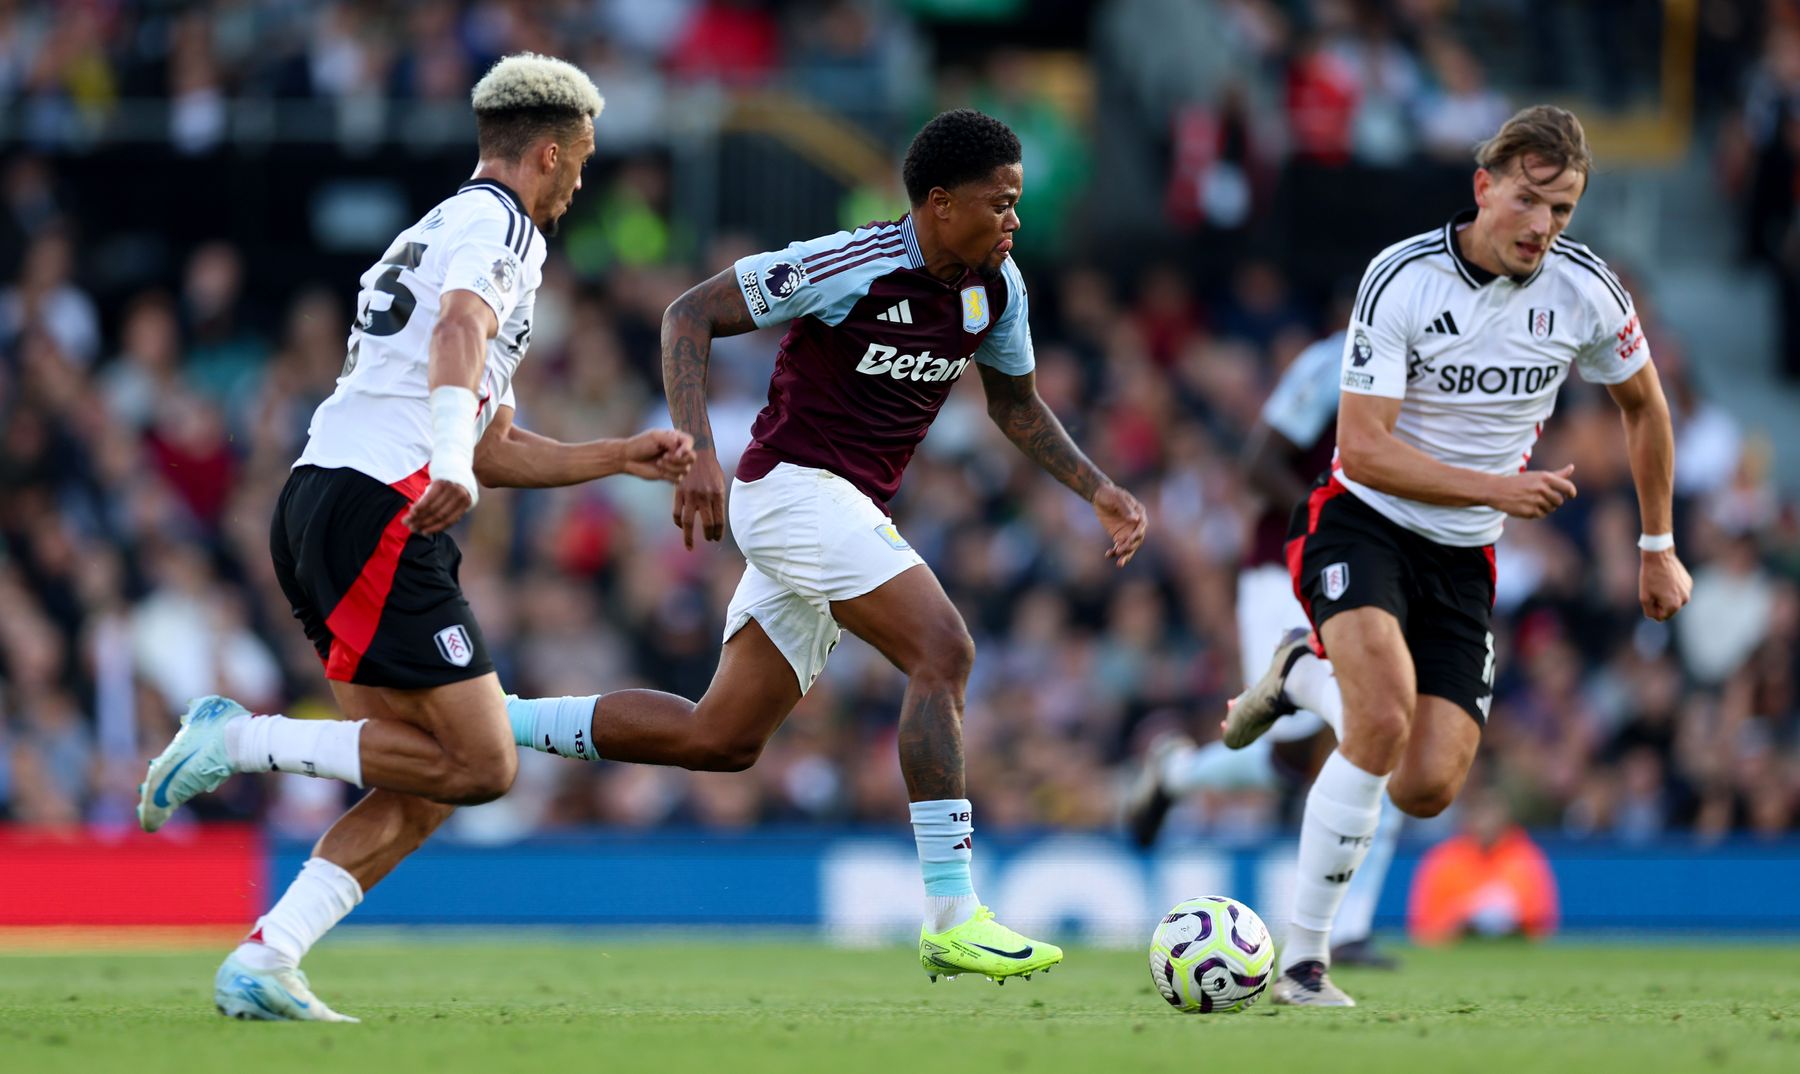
left=1230, top=923, right=1262, bottom=956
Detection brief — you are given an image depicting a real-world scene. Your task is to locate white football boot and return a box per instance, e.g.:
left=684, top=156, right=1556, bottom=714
left=1270, top=959, right=1357, bottom=1007
left=1221, top=627, right=1311, bottom=749
left=214, top=953, right=359, bottom=1022
left=138, top=695, right=246, bottom=832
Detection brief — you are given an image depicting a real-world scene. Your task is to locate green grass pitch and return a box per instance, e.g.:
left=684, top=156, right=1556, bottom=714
left=2, top=938, right=1797, bottom=1073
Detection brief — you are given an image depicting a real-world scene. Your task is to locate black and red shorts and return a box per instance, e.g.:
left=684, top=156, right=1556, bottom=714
left=271, top=465, right=492, bottom=689
left=1285, top=473, right=1496, bottom=725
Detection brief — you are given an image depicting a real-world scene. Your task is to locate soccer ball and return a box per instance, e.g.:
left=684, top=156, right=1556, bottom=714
left=1148, top=896, right=1275, bottom=1013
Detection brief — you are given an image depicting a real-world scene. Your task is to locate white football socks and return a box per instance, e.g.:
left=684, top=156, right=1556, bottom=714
left=225, top=715, right=366, bottom=786
left=1162, top=738, right=1281, bottom=795
left=1335, top=796, right=1405, bottom=946
left=233, top=857, right=364, bottom=970
left=1285, top=750, right=1388, bottom=972
left=1283, top=653, right=1344, bottom=740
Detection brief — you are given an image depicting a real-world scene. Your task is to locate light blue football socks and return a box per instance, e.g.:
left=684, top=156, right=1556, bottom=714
left=506, top=694, right=602, bottom=761
left=911, top=798, right=980, bottom=931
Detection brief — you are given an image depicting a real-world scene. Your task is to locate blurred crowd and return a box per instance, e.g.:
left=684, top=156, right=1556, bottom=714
left=2, top=0, right=1798, bottom=845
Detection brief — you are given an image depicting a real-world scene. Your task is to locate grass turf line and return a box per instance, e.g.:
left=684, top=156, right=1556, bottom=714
left=1, top=941, right=1796, bottom=1074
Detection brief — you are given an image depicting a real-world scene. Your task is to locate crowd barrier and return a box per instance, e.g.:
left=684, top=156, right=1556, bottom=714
left=5, top=826, right=1797, bottom=942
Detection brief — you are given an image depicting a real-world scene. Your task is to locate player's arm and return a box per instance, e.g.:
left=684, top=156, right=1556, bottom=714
left=1605, top=362, right=1691, bottom=621
left=661, top=268, right=759, bottom=549
left=1242, top=422, right=1310, bottom=510
left=404, top=289, right=500, bottom=536
left=977, top=364, right=1147, bottom=567
left=1337, top=393, right=1576, bottom=518
left=472, top=406, right=694, bottom=489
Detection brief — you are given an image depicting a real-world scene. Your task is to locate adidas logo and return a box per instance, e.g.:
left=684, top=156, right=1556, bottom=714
left=875, top=299, right=914, bottom=324
left=1424, top=310, right=1460, bottom=335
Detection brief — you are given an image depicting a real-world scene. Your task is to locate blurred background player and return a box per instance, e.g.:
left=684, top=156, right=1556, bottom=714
left=504, top=109, right=1147, bottom=984
left=1125, top=302, right=1404, bottom=969
left=134, top=54, right=692, bottom=1021
left=1407, top=780, right=1559, bottom=947
left=1222, top=106, right=1690, bottom=1007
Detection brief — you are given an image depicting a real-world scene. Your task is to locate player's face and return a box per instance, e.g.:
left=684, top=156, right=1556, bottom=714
left=943, top=163, right=1022, bottom=277
left=1472, top=155, right=1584, bottom=276
left=546, top=119, right=595, bottom=235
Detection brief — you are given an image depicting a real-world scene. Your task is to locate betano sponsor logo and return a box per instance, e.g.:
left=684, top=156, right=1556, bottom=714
left=854, top=342, right=971, bottom=383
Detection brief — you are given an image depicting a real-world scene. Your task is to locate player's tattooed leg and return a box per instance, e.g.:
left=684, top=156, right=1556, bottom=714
left=898, top=683, right=967, bottom=801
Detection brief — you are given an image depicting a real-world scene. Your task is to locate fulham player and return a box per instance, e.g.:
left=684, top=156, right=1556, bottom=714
left=137, top=54, right=693, bottom=1021
left=1225, top=106, right=1691, bottom=1006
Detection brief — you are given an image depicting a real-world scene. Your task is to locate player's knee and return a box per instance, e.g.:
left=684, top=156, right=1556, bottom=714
left=912, top=628, right=975, bottom=688
left=690, top=729, right=768, bottom=772
left=1341, top=708, right=1409, bottom=759
left=1391, top=779, right=1457, bottom=819
left=444, top=751, right=517, bottom=805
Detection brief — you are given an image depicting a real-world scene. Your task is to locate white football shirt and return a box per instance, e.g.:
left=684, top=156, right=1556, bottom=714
left=297, top=178, right=545, bottom=484
left=1337, top=210, right=1651, bottom=546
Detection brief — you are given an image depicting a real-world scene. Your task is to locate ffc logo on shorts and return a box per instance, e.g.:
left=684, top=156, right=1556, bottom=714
left=434, top=625, right=474, bottom=667
left=1322, top=562, right=1350, bottom=601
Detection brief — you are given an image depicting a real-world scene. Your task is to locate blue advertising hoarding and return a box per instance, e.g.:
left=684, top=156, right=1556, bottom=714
left=268, top=831, right=1800, bottom=943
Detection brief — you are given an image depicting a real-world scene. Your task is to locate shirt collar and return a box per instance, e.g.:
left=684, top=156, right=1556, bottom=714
left=899, top=214, right=925, bottom=269
left=460, top=177, right=531, bottom=218
left=1445, top=208, right=1546, bottom=289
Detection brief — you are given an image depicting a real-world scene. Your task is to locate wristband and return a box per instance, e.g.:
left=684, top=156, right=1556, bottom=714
left=1637, top=532, right=1674, bottom=552
left=428, top=385, right=480, bottom=506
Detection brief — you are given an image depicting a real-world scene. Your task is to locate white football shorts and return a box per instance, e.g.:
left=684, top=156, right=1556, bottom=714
left=723, top=462, right=925, bottom=692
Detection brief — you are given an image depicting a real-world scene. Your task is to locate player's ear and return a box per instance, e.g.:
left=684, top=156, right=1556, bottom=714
left=537, top=137, right=559, bottom=177
left=1472, top=167, right=1492, bottom=209
left=929, top=186, right=954, bottom=220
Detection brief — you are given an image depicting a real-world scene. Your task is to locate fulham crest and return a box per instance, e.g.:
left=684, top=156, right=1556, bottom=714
left=435, top=625, right=474, bottom=667
left=1527, top=308, right=1555, bottom=341
left=1322, top=562, right=1350, bottom=601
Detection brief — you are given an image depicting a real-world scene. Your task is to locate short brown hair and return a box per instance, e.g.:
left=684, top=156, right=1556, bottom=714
left=1474, top=105, right=1592, bottom=184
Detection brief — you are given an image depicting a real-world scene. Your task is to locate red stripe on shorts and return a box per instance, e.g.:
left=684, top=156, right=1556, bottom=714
left=321, top=465, right=431, bottom=681
left=1286, top=476, right=1349, bottom=657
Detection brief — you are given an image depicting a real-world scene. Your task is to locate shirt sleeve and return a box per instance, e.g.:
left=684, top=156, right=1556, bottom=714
left=439, top=210, right=528, bottom=326
left=1341, top=257, right=1418, bottom=400
left=1261, top=334, right=1343, bottom=447
left=972, top=258, right=1035, bottom=376
left=732, top=226, right=897, bottom=329
left=1573, top=285, right=1652, bottom=385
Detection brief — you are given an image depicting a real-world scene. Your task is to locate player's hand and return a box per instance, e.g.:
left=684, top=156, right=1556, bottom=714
left=672, top=449, right=727, bottom=550
left=623, top=429, right=696, bottom=483
left=1093, top=482, right=1148, bottom=567
left=404, top=479, right=474, bottom=535
left=1639, top=547, right=1692, bottom=622
left=1487, top=464, right=1577, bottom=519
